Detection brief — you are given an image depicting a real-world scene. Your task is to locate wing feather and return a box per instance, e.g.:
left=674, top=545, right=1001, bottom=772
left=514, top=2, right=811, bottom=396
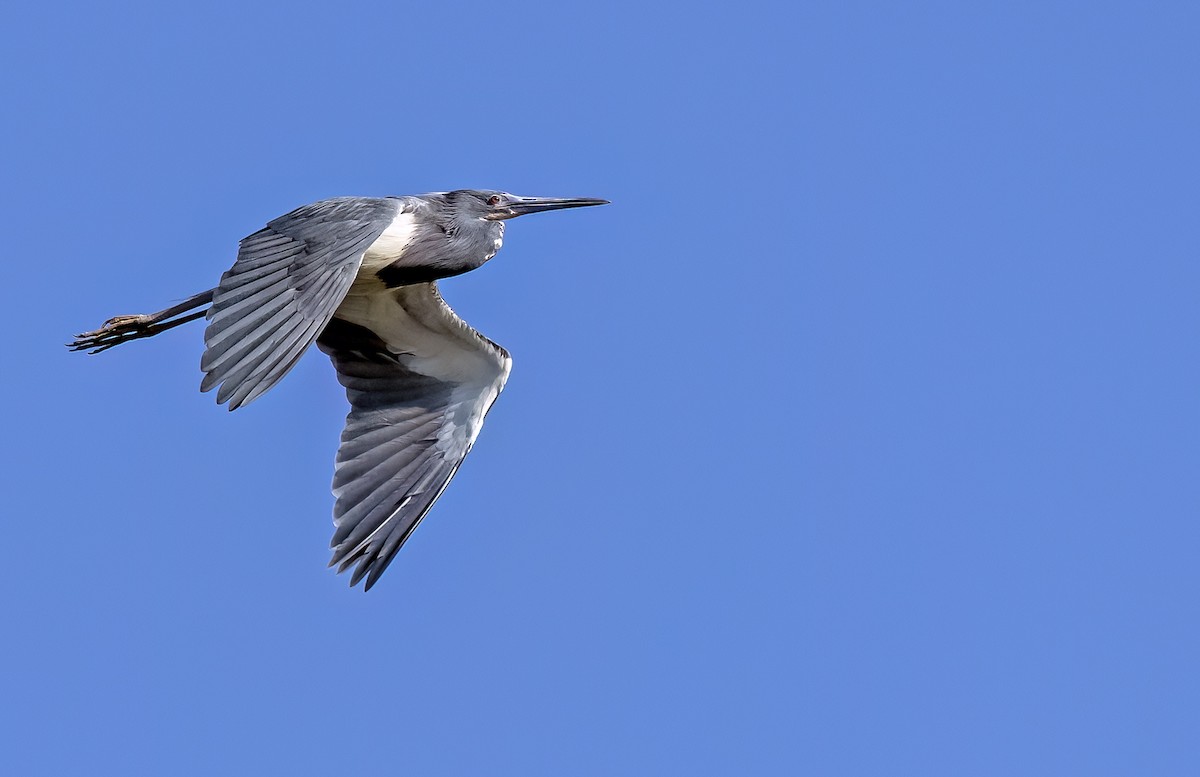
left=201, top=197, right=402, bottom=409
left=316, top=285, right=511, bottom=590
left=203, top=273, right=291, bottom=330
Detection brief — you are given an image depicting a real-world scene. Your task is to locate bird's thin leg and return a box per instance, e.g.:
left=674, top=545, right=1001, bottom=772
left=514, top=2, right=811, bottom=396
left=69, top=289, right=216, bottom=354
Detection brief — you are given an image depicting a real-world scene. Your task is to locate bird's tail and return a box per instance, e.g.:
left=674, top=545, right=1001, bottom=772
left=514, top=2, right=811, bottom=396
left=68, top=288, right=216, bottom=354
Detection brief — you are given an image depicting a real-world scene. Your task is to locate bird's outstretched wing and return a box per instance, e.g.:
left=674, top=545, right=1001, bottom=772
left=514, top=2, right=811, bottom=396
left=316, top=283, right=511, bottom=590
left=201, top=197, right=402, bottom=409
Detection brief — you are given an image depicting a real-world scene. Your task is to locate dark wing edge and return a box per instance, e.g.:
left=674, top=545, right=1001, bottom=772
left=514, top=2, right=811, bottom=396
left=200, top=197, right=401, bottom=409
left=316, top=293, right=511, bottom=591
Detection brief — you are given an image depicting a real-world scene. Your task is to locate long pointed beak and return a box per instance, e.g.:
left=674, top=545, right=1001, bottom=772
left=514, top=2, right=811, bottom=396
left=505, top=196, right=610, bottom=218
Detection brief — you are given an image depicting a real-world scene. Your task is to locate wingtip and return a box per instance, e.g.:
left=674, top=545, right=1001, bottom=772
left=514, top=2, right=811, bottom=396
left=349, top=562, right=370, bottom=588
left=203, top=382, right=249, bottom=412
left=327, top=545, right=378, bottom=591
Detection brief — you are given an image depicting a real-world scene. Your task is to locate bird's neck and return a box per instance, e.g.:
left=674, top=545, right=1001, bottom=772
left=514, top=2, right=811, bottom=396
left=440, top=215, right=504, bottom=267
left=375, top=216, right=504, bottom=288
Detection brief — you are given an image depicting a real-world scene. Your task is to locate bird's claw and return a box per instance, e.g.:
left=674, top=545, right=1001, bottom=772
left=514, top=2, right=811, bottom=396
left=103, top=314, right=152, bottom=329
left=68, top=314, right=154, bottom=354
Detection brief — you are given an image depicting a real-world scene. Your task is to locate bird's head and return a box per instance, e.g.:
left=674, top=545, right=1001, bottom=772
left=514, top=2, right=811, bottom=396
left=449, top=190, right=609, bottom=221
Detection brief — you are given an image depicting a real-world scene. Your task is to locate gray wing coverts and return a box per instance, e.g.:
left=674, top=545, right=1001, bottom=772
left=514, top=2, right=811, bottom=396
left=317, top=316, right=508, bottom=590
left=200, top=198, right=399, bottom=409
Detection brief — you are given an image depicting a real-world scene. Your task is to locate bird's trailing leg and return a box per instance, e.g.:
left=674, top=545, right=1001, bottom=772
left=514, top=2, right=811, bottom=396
left=69, top=289, right=215, bottom=354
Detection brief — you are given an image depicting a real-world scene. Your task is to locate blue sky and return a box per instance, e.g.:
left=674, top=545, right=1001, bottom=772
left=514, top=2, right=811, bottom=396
left=2, top=1, right=1198, bottom=774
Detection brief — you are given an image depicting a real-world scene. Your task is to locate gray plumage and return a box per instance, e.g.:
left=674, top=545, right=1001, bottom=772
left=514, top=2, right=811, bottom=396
left=201, top=197, right=399, bottom=408
left=70, top=190, right=608, bottom=590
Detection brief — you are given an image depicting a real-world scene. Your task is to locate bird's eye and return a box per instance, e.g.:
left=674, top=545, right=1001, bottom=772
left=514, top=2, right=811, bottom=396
left=487, top=195, right=502, bottom=206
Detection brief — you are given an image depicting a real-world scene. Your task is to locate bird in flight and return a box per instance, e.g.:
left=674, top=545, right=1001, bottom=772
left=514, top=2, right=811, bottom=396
left=70, top=190, right=608, bottom=590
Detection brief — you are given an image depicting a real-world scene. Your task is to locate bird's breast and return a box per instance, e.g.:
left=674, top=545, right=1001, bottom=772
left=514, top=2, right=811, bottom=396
left=360, top=210, right=420, bottom=273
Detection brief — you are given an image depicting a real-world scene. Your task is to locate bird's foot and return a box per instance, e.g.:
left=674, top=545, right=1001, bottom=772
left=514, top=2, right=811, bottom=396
left=69, top=313, right=159, bottom=353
